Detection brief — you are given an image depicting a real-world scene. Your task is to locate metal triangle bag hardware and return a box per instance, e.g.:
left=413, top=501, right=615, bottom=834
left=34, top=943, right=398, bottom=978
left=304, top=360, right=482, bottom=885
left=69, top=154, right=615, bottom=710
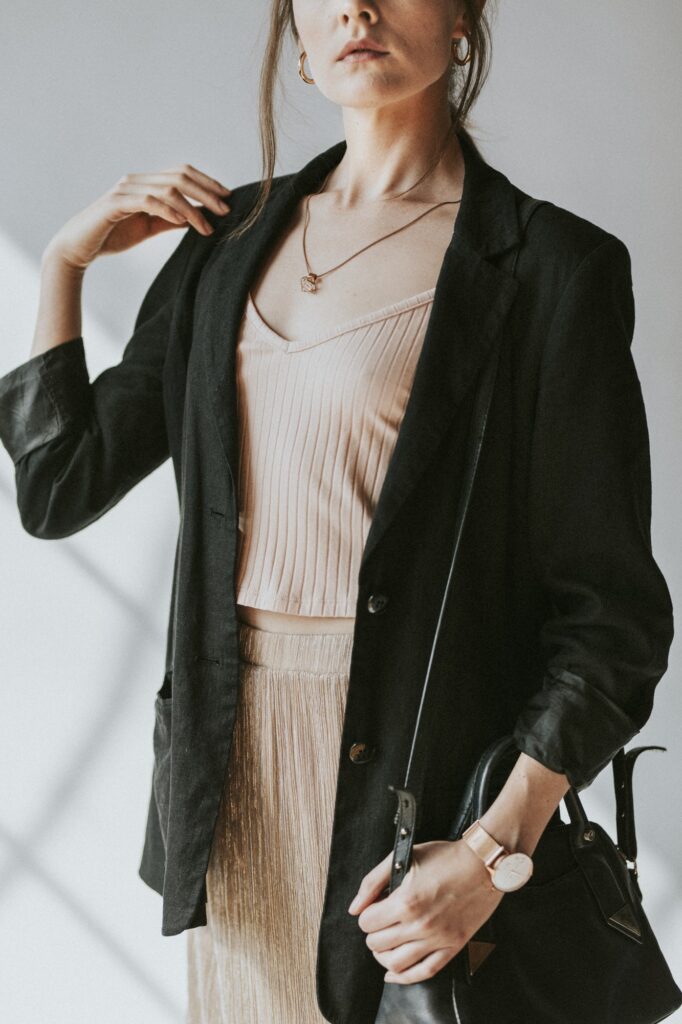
left=466, top=941, right=496, bottom=978
left=373, top=195, right=682, bottom=1024
left=609, top=903, right=642, bottom=940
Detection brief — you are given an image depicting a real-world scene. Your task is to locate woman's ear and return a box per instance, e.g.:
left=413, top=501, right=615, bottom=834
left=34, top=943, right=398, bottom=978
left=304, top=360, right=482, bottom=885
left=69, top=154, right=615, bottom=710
left=452, top=2, right=471, bottom=37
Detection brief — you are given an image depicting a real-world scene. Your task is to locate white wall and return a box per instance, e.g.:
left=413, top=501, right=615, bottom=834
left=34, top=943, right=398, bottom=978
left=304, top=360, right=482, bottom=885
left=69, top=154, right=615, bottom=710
left=0, top=2, right=680, bottom=1020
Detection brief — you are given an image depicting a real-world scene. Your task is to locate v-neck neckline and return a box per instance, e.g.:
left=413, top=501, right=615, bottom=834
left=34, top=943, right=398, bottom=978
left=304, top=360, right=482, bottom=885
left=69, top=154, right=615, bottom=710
left=245, top=286, right=437, bottom=353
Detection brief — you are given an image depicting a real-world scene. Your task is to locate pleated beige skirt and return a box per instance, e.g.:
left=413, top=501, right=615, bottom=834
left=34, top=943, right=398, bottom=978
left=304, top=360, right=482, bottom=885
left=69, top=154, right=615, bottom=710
left=186, top=620, right=354, bottom=1024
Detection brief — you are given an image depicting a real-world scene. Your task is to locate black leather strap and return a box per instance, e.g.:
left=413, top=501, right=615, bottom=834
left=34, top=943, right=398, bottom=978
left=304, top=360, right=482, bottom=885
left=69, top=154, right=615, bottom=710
left=387, top=786, right=418, bottom=894
left=612, top=745, right=666, bottom=863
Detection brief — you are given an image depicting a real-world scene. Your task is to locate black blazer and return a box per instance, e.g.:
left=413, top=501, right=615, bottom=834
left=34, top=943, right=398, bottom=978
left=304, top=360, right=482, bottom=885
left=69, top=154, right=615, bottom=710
left=0, top=127, right=673, bottom=1024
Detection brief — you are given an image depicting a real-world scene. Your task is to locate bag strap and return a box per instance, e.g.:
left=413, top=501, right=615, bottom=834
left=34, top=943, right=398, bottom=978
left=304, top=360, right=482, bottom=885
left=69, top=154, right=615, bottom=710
left=612, top=744, right=667, bottom=866
left=386, top=194, right=547, bottom=893
left=386, top=195, right=668, bottom=896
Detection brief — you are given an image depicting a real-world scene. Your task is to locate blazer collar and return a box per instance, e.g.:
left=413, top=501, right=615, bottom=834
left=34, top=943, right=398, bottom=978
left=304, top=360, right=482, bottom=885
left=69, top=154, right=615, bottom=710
left=200, top=127, right=521, bottom=571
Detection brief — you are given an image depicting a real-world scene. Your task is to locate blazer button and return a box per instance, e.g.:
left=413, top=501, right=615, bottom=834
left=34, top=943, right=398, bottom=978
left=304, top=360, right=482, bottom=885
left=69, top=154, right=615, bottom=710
left=367, top=593, right=388, bottom=614
left=349, top=742, right=376, bottom=764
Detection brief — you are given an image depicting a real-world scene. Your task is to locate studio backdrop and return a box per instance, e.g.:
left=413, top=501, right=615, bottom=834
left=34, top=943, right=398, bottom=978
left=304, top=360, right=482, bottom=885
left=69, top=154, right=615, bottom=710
left=0, top=2, right=680, bottom=1022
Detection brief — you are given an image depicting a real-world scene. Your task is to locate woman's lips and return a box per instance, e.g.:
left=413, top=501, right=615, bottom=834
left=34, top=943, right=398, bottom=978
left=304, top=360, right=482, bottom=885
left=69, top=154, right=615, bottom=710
left=341, top=50, right=389, bottom=63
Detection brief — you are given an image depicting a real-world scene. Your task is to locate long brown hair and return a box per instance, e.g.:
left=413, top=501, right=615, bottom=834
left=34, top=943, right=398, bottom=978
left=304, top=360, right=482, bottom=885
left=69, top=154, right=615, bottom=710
left=220, top=1, right=494, bottom=244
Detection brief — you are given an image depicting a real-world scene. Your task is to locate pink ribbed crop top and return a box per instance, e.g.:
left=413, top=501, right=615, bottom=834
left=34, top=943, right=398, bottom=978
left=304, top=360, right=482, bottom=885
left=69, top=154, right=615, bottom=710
left=234, top=285, right=436, bottom=616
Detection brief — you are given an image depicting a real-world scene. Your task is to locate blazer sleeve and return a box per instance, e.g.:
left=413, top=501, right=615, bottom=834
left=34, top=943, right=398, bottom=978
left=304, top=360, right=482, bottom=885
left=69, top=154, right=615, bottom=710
left=513, top=234, right=675, bottom=792
left=0, top=226, right=199, bottom=539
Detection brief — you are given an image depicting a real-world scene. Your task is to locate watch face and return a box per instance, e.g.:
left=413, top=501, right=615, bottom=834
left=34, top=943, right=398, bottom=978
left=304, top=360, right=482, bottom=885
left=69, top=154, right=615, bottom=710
left=492, top=852, right=534, bottom=892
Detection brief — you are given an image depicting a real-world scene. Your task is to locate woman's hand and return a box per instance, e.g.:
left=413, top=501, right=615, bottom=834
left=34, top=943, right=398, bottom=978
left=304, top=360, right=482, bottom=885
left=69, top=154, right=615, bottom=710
left=347, top=753, right=569, bottom=984
left=44, top=165, right=233, bottom=271
left=348, top=839, right=503, bottom=983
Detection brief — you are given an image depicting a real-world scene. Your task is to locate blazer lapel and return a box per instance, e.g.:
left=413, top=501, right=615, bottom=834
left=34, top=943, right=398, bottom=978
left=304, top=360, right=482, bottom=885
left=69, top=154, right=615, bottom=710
left=201, top=128, right=522, bottom=568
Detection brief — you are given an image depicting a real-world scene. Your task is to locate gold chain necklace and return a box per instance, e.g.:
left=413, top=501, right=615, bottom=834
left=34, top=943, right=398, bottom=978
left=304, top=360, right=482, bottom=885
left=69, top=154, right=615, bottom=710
left=300, top=125, right=462, bottom=293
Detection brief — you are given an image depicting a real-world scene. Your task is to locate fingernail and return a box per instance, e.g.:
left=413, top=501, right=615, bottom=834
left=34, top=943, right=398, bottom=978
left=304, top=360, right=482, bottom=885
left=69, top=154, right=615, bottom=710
left=217, top=201, right=230, bottom=212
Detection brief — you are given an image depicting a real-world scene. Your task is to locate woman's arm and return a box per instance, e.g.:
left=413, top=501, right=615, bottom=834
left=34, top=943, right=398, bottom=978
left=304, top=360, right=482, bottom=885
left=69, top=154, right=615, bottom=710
left=482, top=233, right=674, bottom=848
left=478, top=752, right=570, bottom=855
left=350, top=232, right=675, bottom=984
left=513, top=233, right=674, bottom=793
left=0, top=165, right=230, bottom=539
left=0, top=223, right=200, bottom=538
left=31, top=245, right=86, bottom=358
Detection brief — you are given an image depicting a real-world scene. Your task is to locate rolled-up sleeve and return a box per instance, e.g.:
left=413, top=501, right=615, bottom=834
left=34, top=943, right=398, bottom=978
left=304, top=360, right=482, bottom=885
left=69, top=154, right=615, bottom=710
left=0, top=336, right=90, bottom=463
left=0, top=225, right=199, bottom=539
left=513, top=234, right=675, bottom=792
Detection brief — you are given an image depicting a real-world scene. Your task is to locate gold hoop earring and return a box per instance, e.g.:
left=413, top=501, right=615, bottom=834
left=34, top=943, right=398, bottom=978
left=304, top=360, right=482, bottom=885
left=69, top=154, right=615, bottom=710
left=298, top=50, right=315, bottom=84
left=451, top=35, right=472, bottom=66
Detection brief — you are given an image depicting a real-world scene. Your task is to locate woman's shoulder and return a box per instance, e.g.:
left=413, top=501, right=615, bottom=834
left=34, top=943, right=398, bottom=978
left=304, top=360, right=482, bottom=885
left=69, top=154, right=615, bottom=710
left=159, top=172, right=296, bottom=280
left=512, top=183, right=630, bottom=278
left=508, top=182, right=632, bottom=306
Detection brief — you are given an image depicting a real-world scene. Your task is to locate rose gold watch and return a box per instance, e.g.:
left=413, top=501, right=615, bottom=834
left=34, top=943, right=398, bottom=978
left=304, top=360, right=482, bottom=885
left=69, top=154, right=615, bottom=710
left=461, top=819, right=534, bottom=893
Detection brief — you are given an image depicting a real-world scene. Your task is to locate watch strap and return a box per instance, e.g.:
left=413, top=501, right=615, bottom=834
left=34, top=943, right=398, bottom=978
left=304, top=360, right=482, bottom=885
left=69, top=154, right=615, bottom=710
left=461, top=820, right=507, bottom=868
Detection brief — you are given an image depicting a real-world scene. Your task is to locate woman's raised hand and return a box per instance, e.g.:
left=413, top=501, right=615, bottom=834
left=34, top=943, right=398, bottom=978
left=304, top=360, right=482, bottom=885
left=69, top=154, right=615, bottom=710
left=45, top=165, right=232, bottom=271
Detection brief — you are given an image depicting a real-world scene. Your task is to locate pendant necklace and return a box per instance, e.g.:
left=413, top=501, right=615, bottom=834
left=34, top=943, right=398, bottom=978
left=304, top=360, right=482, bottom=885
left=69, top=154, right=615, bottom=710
left=300, top=124, right=462, bottom=293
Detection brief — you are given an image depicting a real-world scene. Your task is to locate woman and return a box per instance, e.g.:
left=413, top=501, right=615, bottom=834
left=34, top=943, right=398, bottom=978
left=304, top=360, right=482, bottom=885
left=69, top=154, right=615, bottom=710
left=0, top=1, right=674, bottom=1023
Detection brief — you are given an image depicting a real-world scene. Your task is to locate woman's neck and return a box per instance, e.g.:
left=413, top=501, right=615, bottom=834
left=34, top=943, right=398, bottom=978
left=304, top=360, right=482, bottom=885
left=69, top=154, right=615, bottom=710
left=326, top=119, right=464, bottom=209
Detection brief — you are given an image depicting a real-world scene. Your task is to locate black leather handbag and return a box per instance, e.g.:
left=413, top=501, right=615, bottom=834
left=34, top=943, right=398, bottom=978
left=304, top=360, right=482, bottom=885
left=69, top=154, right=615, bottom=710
left=375, top=733, right=682, bottom=1024
left=374, top=243, right=682, bottom=1022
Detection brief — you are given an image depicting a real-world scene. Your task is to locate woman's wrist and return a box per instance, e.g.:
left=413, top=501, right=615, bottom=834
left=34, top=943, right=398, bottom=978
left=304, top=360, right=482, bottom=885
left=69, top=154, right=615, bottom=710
left=476, top=752, right=571, bottom=857
left=32, top=246, right=86, bottom=358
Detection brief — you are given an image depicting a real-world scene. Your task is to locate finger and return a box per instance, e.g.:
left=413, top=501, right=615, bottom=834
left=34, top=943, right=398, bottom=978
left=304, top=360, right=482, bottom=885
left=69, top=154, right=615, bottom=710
left=115, top=186, right=215, bottom=236
left=348, top=850, right=393, bottom=914
left=366, top=915, right=423, bottom=955
left=373, top=936, right=435, bottom=974
left=355, top=887, right=409, bottom=936
left=124, top=168, right=231, bottom=213
left=108, top=192, right=192, bottom=229
left=383, top=946, right=456, bottom=985
left=145, top=215, right=189, bottom=237
left=164, top=163, right=232, bottom=195
left=147, top=171, right=231, bottom=216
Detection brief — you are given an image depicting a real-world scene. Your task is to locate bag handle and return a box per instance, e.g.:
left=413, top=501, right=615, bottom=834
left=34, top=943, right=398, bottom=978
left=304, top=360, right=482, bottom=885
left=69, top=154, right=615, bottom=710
left=445, top=733, right=591, bottom=840
left=444, top=733, right=667, bottom=890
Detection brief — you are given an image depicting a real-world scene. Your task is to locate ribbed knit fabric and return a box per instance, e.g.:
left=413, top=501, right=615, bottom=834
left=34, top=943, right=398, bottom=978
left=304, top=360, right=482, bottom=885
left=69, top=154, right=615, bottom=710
left=234, top=285, right=436, bottom=616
